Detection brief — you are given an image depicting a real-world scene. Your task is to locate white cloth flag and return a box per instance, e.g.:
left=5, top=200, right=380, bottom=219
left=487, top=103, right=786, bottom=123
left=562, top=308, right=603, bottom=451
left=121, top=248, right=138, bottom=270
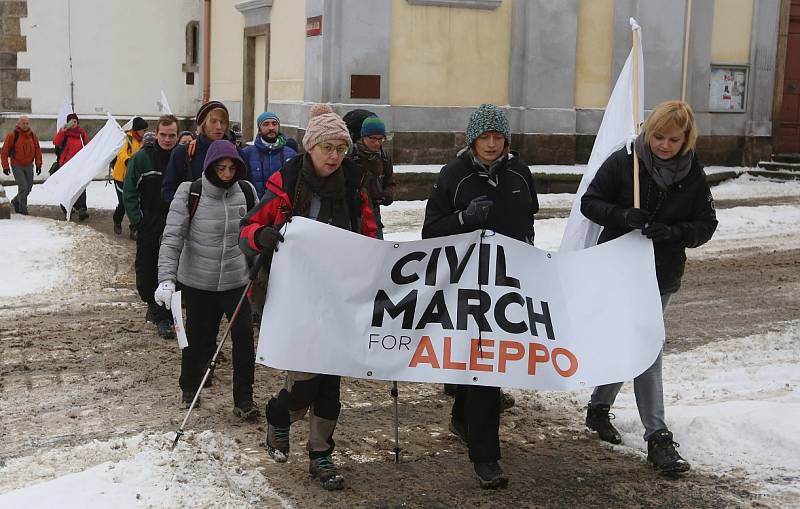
left=257, top=218, right=665, bottom=391
left=41, top=114, right=126, bottom=219
left=158, top=90, right=173, bottom=114
left=560, top=18, right=644, bottom=252
left=121, top=117, right=136, bottom=131
left=55, top=97, right=72, bottom=133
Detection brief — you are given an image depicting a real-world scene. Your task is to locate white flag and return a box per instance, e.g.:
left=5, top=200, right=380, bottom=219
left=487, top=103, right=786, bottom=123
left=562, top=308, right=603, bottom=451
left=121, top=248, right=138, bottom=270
left=41, top=114, right=126, bottom=219
left=158, top=90, right=173, bottom=114
left=121, top=116, right=136, bottom=131
left=560, top=18, right=644, bottom=252
left=55, top=97, right=72, bottom=133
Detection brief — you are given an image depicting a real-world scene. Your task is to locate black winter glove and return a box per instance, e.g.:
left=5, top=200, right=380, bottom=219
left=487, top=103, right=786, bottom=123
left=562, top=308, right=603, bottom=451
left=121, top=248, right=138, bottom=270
left=36, top=167, right=42, bottom=176
left=256, top=226, right=284, bottom=252
left=375, top=193, right=393, bottom=207
left=642, top=223, right=681, bottom=243
left=2, top=168, right=9, bottom=176
left=617, top=208, right=649, bottom=229
left=461, top=195, right=493, bottom=226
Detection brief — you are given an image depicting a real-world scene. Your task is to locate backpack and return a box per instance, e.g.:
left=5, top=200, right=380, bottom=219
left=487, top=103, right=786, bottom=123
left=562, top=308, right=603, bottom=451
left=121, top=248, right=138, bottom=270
left=187, top=177, right=256, bottom=221
left=342, top=109, right=377, bottom=142
left=7, top=130, right=19, bottom=159
left=48, top=135, right=69, bottom=175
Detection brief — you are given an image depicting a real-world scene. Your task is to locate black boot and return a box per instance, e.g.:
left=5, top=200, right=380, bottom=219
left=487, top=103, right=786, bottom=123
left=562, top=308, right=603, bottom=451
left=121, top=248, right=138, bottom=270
left=145, top=302, right=159, bottom=323
left=585, top=404, right=622, bottom=444
left=473, top=461, right=509, bottom=489
left=113, top=221, right=122, bottom=235
left=647, top=429, right=691, bottom=474
left=157, top=319, right=175, bottom=339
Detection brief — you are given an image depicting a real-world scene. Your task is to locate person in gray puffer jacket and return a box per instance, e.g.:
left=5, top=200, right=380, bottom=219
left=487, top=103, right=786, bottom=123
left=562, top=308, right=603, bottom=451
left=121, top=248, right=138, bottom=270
left=155, top=140, right=260, bottom=421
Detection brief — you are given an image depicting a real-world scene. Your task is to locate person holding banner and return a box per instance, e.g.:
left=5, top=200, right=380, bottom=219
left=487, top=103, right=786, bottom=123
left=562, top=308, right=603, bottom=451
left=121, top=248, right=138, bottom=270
left=52, top=113, right=90, bottom=220
left=239, top=103, right=377, bottom=491
left=422, top=103, right=539, bottom=489
left=580, top=100, right=717, bottom=475
left=161, top=101, right=231, bottom=204
left=155, top=140, right=260, bottom=422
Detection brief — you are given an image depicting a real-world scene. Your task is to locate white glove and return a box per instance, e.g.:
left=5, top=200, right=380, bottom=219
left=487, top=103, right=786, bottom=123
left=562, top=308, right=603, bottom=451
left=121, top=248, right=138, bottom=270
left=154, top=281, right=176, bottom=310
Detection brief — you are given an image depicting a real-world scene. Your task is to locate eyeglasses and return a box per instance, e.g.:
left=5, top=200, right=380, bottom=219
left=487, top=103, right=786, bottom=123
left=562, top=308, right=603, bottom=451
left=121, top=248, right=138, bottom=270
left=366, top=135, right=386, bottom=143
left=317, top=143, right=349, bottom=156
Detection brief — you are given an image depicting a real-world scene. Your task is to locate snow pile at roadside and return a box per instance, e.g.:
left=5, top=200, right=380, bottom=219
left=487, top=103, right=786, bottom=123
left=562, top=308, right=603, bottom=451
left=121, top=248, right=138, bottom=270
left=613, top=322, right=800, bottom=499
left=0, top=431, right=290, bottom=508
left=3, top=180, right=120, bottom=210
left=0, top=215, right=72, bottom=298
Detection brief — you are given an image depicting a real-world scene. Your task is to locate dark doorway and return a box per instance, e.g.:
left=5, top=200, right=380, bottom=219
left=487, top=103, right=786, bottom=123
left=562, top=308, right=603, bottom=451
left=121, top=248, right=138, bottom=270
left=777, top=0, right=800, bottom=153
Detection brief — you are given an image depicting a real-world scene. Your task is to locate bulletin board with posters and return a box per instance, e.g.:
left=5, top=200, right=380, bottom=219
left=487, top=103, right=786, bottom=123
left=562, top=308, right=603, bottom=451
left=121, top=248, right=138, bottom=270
left=708, top=65, right=748, bottom=112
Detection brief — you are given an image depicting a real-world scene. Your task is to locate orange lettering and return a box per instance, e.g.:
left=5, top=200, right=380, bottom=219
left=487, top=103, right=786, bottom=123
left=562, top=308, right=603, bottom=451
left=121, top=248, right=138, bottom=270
left=408, top=336, right=440, bottom=368
left=551, top=348, right=578, bottom=377
left=469, top=338, right=494, bottom=372
left=527, top=342, right=550, bottom=375
left=498, top=340, right=525, bottom=373
left=443, top=336, right=467, bottom=370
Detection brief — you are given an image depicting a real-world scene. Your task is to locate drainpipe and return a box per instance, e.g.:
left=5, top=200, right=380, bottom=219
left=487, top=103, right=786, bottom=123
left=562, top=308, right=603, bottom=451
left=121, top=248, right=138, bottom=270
left=681, top=0, right=693, bottom=101
left=203, top=0, right=211, bottom=102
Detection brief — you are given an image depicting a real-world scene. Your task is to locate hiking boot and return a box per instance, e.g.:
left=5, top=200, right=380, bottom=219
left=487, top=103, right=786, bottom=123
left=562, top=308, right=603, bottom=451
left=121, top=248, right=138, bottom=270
left=499, top=390, right=515, bottom=411
left=473, top=461, right=509, bottom=489
left=145, top=302, right=159, bottom=323
left=78, top=209, right=89, bottom=221
left=233, top=400, right=261, bottom=422
left=129, top=228, right=137, bottom=240
left=113, top=222, right=122, bottom=235
left=449, top=417, right=468, bottom=444
left=309, top=455, right=344, bottom=491
left=265, top=424, right=290, bottom=462
left=157, top=320, right=175, bottom=339
left=585, top=404, right=622, bottom=444
left=181, top=391, right=200, bottom=409
left=647, top=429, right=691, bottom=475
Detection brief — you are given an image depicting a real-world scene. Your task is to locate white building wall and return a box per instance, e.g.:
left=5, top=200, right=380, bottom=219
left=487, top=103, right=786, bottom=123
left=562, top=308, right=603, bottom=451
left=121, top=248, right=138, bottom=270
left=17, top=0, right=201, bottom=118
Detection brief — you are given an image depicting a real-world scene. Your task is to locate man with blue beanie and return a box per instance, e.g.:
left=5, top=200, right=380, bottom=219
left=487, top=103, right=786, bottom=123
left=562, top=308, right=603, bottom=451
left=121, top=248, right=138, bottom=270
left=242, top=111, right=297, bottom=198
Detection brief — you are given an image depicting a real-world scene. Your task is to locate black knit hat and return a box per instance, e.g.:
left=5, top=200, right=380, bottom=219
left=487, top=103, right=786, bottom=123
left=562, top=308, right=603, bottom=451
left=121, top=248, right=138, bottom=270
left=131, top=117, right=147, bottom=131
left=196, top=100, right=229, bottom=126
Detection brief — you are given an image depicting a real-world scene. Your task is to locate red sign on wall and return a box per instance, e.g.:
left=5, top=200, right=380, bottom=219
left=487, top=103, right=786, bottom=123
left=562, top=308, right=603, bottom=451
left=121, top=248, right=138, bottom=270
left=306, top=16, right=322, bottom=37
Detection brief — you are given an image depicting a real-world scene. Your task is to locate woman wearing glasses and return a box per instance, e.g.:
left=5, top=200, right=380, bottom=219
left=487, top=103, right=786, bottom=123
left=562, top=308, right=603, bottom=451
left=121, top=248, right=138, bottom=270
left=344, top=115, right=396, bottom=239
left=239, top=103, right=377, bottom=491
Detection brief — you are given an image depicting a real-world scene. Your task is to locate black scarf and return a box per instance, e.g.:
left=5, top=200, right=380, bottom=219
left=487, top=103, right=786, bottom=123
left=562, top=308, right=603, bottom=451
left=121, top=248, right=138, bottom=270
left=634, top=132, right=693, bottom=190
left=292, top=153, right=350, bottom=229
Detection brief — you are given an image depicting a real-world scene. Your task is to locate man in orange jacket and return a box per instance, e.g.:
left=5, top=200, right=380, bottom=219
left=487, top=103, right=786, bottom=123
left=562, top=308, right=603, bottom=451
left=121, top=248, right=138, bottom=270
left=2, top=116, right=43, bottom=215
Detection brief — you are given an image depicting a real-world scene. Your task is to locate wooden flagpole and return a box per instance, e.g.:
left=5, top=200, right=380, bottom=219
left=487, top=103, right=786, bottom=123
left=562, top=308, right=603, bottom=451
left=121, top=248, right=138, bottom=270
left=632, top=25, right=642, bottom=208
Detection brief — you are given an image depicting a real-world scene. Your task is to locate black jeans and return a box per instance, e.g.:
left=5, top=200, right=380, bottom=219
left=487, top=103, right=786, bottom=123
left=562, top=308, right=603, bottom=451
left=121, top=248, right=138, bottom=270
left=134, top=222, right=167, bottom=312
left=452, top=384, right=501, bottom=463
left=180, top=285, right=255, bottom=406
left=113, top=179, right=125, bottom=225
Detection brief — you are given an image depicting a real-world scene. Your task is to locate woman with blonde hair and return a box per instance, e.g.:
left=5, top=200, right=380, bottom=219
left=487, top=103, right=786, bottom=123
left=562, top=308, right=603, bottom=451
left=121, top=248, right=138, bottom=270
left=580, top=100, right=718, bottom=474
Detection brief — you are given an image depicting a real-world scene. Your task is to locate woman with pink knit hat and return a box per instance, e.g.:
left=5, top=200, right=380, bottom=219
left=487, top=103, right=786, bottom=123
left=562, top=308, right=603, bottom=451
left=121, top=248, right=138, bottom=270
left=239, top=104, right=377, bottom=491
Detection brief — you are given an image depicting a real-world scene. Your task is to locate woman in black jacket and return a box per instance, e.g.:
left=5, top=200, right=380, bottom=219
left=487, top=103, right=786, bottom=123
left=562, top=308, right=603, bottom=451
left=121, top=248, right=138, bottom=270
left=580, top=100, right=717, bottom=475
left=423, top=103, right=538, bottom=489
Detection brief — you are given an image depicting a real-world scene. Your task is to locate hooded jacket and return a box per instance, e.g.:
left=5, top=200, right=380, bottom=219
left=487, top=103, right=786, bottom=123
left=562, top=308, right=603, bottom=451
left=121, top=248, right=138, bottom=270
left=2, top=127, right=42, bottom=170
left=52, top=126, right=90, bottom=166
left=242, top=134, right=297, bottom=199
left=158, top=141, right=257, bottom=291
left=581, top=147, right=718, bottom=294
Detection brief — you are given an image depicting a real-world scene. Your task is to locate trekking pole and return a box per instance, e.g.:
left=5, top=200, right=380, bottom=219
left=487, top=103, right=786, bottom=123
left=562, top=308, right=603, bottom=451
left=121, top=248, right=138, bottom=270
left=171, top=251, right=270, bottom=450
left=391, top=381, right=401, bottom=463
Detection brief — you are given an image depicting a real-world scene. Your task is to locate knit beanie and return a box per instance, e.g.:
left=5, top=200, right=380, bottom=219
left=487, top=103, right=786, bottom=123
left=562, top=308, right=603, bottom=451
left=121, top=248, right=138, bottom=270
left=465, top=104, right=510, bottom=147
left=302, top=104, right=352, bottom=152
left=196, top=100, right=229, bottom=127
left=360, top=116, right=386, bottom=138
left=257, top=111, right=279, bottom=128
left=132, top=117, right=148, bottom=131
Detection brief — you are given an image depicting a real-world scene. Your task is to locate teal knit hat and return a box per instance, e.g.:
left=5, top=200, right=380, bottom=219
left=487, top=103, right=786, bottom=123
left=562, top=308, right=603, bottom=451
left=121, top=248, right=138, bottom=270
left=466, top=104, right=510, bottom=146
left=361, top=116, right=386, bottom=138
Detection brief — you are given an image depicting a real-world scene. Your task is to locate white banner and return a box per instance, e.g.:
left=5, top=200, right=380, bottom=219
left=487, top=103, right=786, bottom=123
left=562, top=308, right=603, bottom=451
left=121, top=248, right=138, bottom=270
left=171, top=291, right=189, bottom=349
left=257, top=218, right=665, bottom=391
left=55, top=97, right=72, bottom=134
left=158, top=90, right=173, bottom=115
left=41, top=114, right=126, bottom=219
left=560, top=18, right=644, bottom=252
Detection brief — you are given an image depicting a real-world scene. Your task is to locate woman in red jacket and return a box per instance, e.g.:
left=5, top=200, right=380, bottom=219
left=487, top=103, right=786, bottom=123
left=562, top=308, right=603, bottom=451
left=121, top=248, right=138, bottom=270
left=52, top=113, right=90, bottom=220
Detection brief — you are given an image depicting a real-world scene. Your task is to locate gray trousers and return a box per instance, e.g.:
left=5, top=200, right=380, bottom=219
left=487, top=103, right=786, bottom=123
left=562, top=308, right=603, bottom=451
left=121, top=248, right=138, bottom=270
left=590, top=293, right=672, bottom=441
left=11, top=165, right=34, bottom=215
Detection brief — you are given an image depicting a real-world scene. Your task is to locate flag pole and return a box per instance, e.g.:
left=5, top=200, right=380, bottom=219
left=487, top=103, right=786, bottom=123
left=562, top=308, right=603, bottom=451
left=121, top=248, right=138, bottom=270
left=632, top=23, right=642, bottom=209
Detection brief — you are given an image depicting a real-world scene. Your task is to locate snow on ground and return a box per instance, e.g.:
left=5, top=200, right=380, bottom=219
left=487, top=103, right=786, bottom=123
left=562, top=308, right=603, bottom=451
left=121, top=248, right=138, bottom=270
left=1, top=172, right=799, bottom=506
left=0, top=431, right=291, bottom=508
left=3, top=180, right=120, bottom=210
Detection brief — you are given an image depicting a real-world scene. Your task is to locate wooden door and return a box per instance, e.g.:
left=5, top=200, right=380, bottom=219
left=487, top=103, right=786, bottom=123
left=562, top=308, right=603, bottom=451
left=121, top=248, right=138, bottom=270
left=778, top=0, right=800, bottom=153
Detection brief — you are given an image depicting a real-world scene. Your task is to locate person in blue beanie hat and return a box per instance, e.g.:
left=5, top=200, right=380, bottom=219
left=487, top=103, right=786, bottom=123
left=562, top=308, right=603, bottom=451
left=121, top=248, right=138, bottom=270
left=243, top=111, right=298, bottom=199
